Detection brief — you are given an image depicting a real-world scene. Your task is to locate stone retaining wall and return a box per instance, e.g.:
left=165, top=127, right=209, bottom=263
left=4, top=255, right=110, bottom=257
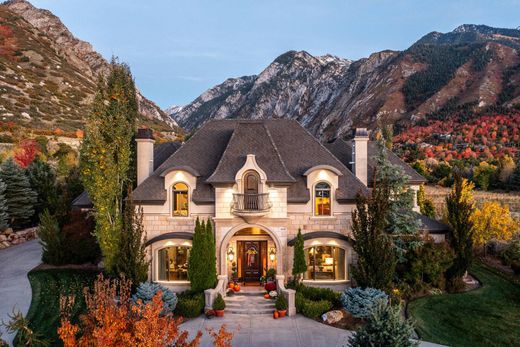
left=0, top=227, right=38, bottom=249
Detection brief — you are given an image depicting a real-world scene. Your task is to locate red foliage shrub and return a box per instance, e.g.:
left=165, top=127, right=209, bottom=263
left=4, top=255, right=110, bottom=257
left=13, top=139, right=40, bottom=168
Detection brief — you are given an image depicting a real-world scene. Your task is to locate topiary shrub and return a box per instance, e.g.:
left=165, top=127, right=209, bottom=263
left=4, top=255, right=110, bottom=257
left=341, top=287, right=389, bottom=318
left=174, top=291, right=204, bottom=318
left=212, top=293, right=225, bottom=311
left=349, top=300, right=417, bottom=347
left=133, top=282, right=177, bottom=314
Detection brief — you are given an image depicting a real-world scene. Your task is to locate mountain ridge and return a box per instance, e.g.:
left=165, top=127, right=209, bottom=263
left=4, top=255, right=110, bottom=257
left=169, top=24, right=520, bottom=141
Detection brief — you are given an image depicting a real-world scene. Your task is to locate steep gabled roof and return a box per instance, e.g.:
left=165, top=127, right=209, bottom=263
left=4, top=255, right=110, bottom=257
left=133, top=119, right=369, bottom=204
left=326, top=138, right=426, bottom=186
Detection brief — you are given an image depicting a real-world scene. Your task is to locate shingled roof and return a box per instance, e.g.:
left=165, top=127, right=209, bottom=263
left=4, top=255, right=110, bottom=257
left=133, top=119, right=369, bottom=204
left=326, top=138, right=426, bottom=186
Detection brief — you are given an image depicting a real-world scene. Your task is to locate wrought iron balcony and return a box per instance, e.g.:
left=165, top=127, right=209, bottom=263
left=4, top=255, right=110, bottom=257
left=231, top=193, right=272, bottom=217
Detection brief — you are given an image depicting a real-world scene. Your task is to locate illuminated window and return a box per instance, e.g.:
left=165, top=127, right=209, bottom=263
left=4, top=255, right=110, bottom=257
left=172, top=183, right=189, bottom=216
left=158, top=246, right=190, bottom=281
left=304, top=246, right=346, bottom=280
left=314, top=182, right=331, bottom=216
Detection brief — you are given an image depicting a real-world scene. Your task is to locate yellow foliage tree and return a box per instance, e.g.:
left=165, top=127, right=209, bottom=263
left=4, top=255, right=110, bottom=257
left=471, top=201, right=519, bottom=250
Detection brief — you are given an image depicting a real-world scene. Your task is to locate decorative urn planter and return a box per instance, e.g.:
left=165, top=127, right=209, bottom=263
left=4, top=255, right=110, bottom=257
left=278, top=310, right=287, bottom=318
left=214, top=309, right=225, bottom=317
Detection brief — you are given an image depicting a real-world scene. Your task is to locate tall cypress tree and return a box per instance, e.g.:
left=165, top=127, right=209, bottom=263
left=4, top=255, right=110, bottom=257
left=445, top=175, right=475, bottom=283
left=292, top=228, right=306, bottom=281
left=0, top=178, right=9, bottom=230
left=80, top=59, right=138, bottom=273
left=0, top=158, right=37, bottom=229
left=205, top=219, right=217, bottom=288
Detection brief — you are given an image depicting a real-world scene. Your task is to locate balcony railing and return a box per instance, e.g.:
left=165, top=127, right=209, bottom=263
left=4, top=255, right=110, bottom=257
left=231, top=193, right=272, bottom=215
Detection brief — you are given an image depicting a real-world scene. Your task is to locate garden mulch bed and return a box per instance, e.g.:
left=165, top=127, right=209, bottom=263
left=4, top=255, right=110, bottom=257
left=320, top=309, right=365, bottom=331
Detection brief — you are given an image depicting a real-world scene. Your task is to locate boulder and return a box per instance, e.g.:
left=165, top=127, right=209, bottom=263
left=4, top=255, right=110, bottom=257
left=3, top=228, right=13, bottom=235
left=321, top=310, right=347, bottom=324
left=0, top=234, right=6, bottom=242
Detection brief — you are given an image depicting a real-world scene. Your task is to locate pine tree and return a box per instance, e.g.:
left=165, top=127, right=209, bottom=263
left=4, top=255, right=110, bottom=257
left=0, top=158, right=37, bottom=229
left=351, top=180, right=396, bottom=291
left=27, top=158, right=58, bottom=221
left=445, top=175, right=475, bottom=283
left=0, top=178, right=9, bottom=230
left=205, top=219, right=217, bottom=289
left=374, top=138, right=421, bottom=261
left=188, top=218, right=207, bottom=292
left=80, top=59, right=138, bottom=273
left=114, top=191, right=148, bottom=285
left=38, top=209, right=65, bottom=265
left=292, top=228, right=306, bottom=281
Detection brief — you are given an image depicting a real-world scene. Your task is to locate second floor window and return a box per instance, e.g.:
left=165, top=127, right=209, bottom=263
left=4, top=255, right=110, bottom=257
left=315, top=182, right=331, bottom=216
left=172, top=182, right=189, bottom=216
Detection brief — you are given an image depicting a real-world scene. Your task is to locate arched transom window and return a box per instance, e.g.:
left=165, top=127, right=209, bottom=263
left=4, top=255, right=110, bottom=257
left=314, top=182, right=331, bottom=216
left=172, top=182, right=189, bottom=217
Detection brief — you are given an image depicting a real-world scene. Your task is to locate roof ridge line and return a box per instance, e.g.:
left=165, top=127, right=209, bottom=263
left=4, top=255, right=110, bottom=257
left=263, top=123, right=296, bottom=182
left=206, top=122, right=239, bottom=182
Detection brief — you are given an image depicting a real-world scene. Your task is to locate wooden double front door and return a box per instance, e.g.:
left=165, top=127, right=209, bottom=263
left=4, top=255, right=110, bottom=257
left=237, top=240, right=267, bottom=282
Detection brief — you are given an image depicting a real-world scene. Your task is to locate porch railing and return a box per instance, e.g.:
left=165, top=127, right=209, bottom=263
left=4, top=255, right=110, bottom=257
left=231, top=193, right=271, bottom=213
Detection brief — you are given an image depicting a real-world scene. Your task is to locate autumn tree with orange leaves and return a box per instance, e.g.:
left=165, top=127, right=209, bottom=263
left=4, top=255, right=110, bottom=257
left=58, top=274, right=233, bottom=347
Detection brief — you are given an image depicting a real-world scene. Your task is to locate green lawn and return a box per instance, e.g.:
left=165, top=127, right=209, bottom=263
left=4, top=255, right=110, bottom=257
left=408, top=263, right=520, bottom=347
left=23, top=268, right=99, bottom=346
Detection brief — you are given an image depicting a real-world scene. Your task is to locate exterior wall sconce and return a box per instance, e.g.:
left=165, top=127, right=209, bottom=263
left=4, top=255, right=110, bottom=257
left=227, top=247, right=235, bottom=262
left=269, top=247, right=276, bottom=262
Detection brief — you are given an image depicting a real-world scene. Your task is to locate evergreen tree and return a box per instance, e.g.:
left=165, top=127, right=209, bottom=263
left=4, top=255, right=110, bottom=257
left=188, top=218, right=209, bottom=292
left=27, top=158, right=58, bottom=221
left=445, top=175, right=475, bottom=283
left=38, top=209, right=65, bottom=265
left=0, top=158, right=37, bottom=229
left=374, top=138, right=421, bottom=261
left=205, top=219, right=217, bottom=289
left=417, top=184, right=436, bottom=219
left=292, top=228, right=306, bottom=281
left=0, top=178, right=9, bottom=230
left=351, top=181, right=396, bottom=291
left=349, top=300, right=418, bottom=347
left=80, top=59, right=138, bottom=273
left=114, top=191, right=148, bottom=285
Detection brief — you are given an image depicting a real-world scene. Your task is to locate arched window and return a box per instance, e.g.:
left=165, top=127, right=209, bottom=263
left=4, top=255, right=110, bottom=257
left=314, top=182, right=331, bottom=216
left=244, top=171, right=259, bottom=194
left=304, top=246, right=346, bottom=281
left=158, top=246, right=191, bottom=281
left=172, top=183, right=189, bottom=216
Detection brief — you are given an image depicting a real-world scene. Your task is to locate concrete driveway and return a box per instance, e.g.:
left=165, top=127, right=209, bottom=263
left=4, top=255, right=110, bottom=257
left=0, top=240, right=42, bottom=346
left=180, top=313, right=445, bottom=347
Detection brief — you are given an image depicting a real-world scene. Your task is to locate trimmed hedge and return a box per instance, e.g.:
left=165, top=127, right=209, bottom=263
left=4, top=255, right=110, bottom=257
left=296, top=293, right=332, bottom=318
left=294, top=283, right=342, bottom=308
left=174, top=291, right=205, bottom=318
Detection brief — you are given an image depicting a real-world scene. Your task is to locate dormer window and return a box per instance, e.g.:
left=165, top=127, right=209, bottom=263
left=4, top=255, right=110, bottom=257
left=315, top=182, right=331, bottom=216
left=172, top=182, right=189, bottom=217
left=244, top=171, right=260, bottom=194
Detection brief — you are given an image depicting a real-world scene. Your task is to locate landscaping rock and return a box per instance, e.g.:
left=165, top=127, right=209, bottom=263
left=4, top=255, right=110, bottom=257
left=321, top=309, right=346, bottom=324
left=0, top=234, right=6, bottom=242
left=3, top=227, right=13, bottom=235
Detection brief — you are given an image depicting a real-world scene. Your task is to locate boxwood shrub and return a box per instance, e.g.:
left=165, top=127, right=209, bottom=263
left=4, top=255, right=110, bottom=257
left=295, top=292, right=332, bottom=318
left=174, top=290, right=205, bottom=318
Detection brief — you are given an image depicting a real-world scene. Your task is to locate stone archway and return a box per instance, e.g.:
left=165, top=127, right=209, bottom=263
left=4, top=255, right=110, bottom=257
left=219, top=223, right=283, bottom=277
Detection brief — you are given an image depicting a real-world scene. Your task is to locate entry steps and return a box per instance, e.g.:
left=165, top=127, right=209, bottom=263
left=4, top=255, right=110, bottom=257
left=224, top=291, right=276, bottom=315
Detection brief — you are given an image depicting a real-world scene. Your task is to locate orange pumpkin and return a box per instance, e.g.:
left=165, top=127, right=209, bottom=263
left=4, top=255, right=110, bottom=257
left=234, top=284, right=241, bottom=292
left=273, top=311, right=279, bottom=319
left=264, top=293, right=270, bottom=299
left=228, top=283, right=235, bottom=290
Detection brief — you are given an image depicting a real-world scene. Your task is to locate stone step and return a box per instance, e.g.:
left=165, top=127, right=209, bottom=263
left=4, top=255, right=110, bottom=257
left=224, top=301, right=275, bottom=309
left=229, top=290, right=265, bottom=296
left=226, top=307, right=276, bottom=314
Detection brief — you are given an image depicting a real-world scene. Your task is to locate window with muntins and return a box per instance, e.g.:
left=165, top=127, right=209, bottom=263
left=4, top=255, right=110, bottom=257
left=172, top=182, right=189, bottom=216
left=158, top=246, right=190, bottom=281
left=315, top=182, right=331, bottom=216
left=304, top=246, right=346, bottom=280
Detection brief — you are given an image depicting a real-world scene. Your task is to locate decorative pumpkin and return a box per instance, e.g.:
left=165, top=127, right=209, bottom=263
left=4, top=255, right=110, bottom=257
left=228, top=283, right=235, bottom=290
left=234, top=284, right=241, bottom=292
left=273, top=311, right=279, bottom=319
left=264, top=293, right=270, bottom=299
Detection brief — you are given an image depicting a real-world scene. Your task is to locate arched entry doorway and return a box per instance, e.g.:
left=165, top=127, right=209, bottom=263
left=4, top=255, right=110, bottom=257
left=219, top=224, right=283, bottom=284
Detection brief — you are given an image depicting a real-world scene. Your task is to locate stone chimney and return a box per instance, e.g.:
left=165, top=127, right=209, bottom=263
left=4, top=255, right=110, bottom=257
left=136, top=128, right=155, bottom=185
left=352, top=128, right=369, bottom=186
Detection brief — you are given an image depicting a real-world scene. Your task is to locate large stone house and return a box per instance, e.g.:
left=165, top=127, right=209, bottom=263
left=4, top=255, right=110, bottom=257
left=74, top=119, right=446, bottom=298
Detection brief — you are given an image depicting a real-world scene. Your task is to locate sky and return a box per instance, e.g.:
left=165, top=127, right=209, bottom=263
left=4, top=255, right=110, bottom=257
left=31, top=0, right=520, bottom=109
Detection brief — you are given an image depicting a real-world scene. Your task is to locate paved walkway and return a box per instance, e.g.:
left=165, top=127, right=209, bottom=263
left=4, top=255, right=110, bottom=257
left=0, top=240, right=42, bottom=346
left=180, top=313, right=445, bottom=347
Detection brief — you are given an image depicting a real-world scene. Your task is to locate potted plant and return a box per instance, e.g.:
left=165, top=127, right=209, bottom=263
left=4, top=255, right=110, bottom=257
left=213, top=293, right=226, bottom=317
left=266, top=268, right=276, bottom=281
left=275, top=294, right=288, bottom=317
